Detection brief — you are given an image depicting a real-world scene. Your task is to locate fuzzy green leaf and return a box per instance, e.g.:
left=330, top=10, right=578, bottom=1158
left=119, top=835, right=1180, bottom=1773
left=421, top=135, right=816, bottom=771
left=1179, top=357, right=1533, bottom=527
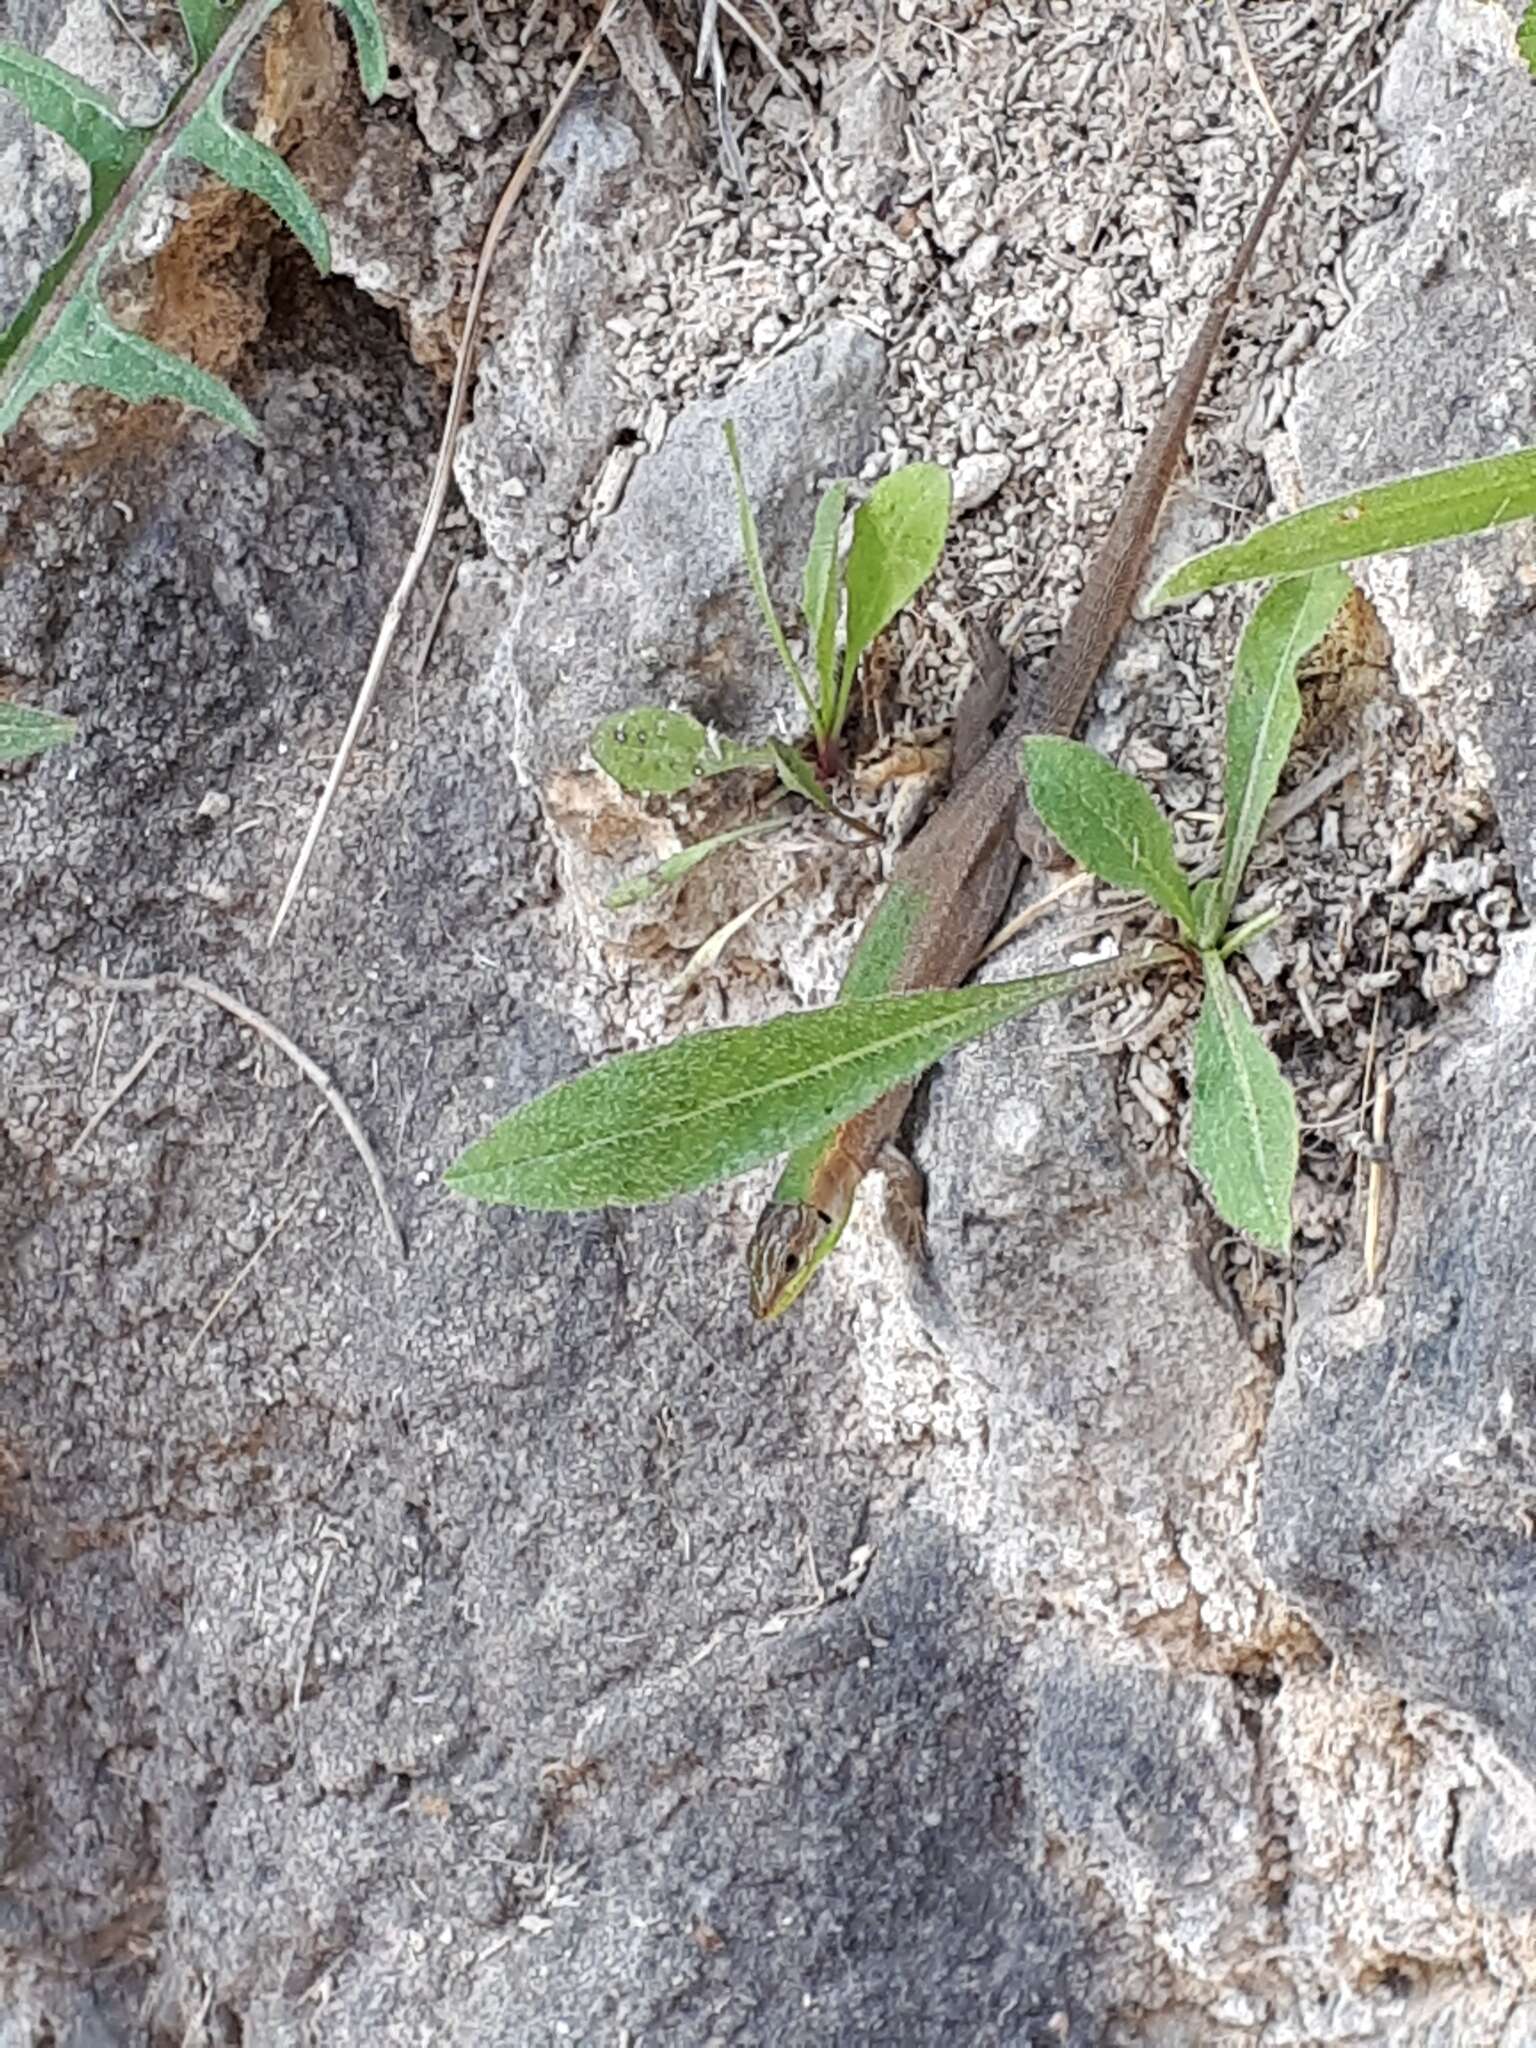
left=0, top=699, right=76, bottom=762
left=1152, top=450, right=1536, bottom=605
left=1215, top=567, right=1352, bottom=929
left=766, top=738, right=833, bottom=813
left=769, top=878, right=929, bottom=1206
left=327, top=0, right=388, bottom=100
left=723, top=420, right=814, bottom=722
left=840, top=464, right=951, bottom=707
left=590, top=707, right=771, bottom=797
left=1189, top=955, right=1297, bottom=1254
left=178, top=92, right=330, bottom=270
left=605, top=819, right=780, bottom=910
left=176, top=0, right=240, bottom=65
left=0, top=41, right=139, bottom=182
left=1020, top=735, right=1196, bottom=935
left=1521, top=1, right=1536, bottom=74
left=801, top=480, right=848, bottom=716
left=447, top=952, right=1169, bottom=1210
left=0, top=289, right=260, bottom=439
left=1191, top=878, right=1222, bottom=951
left=2, top=0, right=379, bottom=438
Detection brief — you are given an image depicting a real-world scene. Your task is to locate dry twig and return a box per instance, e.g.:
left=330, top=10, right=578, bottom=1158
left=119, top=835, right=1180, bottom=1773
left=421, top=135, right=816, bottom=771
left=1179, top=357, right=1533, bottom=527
left=1362, top=1067, right=1393, bottom=1292
left=63, top=1029, right=171, bottom=1160
left=181, top=1200, right=300, bottom=1363
left=66, top=969, right=405, bottom=1259
left=269, top=0, right=626, bottom=943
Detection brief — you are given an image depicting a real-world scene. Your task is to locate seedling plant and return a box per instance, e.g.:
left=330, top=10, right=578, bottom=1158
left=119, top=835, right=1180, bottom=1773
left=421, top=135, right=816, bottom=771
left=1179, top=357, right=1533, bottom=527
left=587, top=426, right=952, bottom=902
left=6, top=0, right=1536, bottom=1290
left=0, top=0, right=384, bottom=749
left=448, top=563, right=1348, bottom=1259
left=448, top=420, right=1536, bottom=1289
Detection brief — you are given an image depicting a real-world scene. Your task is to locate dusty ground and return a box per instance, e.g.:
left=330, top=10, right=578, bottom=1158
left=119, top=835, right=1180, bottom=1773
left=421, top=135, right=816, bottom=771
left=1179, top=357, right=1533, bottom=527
left=4, top=0, right=1536, bottom=2041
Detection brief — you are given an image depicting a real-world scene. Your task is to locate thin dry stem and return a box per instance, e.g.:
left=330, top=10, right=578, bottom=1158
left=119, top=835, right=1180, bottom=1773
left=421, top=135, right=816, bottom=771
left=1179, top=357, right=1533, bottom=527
left=268, top=0, right=626, bottom=943
left=67, top=969, right=405, bottom=1259
left=978, top=869, right=1093, bottom=964
left=181, top=1199, right=299, bottom=1363
left=1363, top=1068, right=1392, bottom=1292
left=1223, top=0, right=1284, bottom=140
left=64, top=1028, right=171, bottom=1160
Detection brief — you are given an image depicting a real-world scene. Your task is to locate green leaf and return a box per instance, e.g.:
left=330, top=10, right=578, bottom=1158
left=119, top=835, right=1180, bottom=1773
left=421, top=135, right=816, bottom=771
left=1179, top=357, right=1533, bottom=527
left=1019, top=735, right=1197, bottom=935
left=766, top=737, right=833, bottom=813
left=838, top=878, right=925, bottom=1002
left=1521, top=1, right=1536, bottom=74
left=1188, top=954, right=1297, bottom=1254
left=723, top=419, right=814, bottom=724
left=770, top=879, right=932, bottom=1201
left=0, top=41, right=139, bottom=183
left=0, top=288, right=260, bottom=440
left=1152, top=449, right=1536, bottom=605
left=1219, top=905, right=1282, bottom=963
left=0, top=699, right=76, bottom=762
left=801, top=480, right=848, bottom=721
left=176, top=0, right=240, bottom=66
left=1215, top=567, right=1352, bottom=929
left=327, top=0, right=388, bottom=101
left=590, top=707, right=771, bottom=797
left=1191, top=878, right=1221, bottom=951
left=839, top=464, right=951, bottom=722
left=178, top=91, right=330, bottom=272
left=605, top=819, right=780, bottom=910
left=1, top=0, right=378, bottom=439
left=446, top=951, right=1172, bottom=1210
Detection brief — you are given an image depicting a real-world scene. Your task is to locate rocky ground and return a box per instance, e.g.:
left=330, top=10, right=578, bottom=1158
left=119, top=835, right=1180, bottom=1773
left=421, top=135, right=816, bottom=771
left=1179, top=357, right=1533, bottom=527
left=4, top=0, right=1536, bottom=2040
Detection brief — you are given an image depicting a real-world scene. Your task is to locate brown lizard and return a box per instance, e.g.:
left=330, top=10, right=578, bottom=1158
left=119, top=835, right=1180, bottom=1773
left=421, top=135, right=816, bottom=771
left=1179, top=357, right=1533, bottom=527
left=747, top=89, right=1325, bottom=1318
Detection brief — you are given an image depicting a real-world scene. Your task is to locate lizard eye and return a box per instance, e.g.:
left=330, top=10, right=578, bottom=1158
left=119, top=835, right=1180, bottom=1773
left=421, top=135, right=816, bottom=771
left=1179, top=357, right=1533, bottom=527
left=782, top=1252, right=800, bottom=1275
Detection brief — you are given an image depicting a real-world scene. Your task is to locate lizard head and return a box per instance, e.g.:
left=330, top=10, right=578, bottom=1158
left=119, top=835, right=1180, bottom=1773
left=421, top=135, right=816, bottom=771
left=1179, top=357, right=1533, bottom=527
left=747, top=1201, right=842, bottom=1320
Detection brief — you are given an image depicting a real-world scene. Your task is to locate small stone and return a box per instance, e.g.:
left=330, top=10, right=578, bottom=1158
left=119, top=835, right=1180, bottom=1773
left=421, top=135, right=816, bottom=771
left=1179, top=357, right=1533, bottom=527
left=951, top=452, right=1012, bottom=516
left=440, top=64, right=498, bottom=143
left=1068, top=264, right=1118, bottom=338
left=956, top=233, right=1002, bottom=287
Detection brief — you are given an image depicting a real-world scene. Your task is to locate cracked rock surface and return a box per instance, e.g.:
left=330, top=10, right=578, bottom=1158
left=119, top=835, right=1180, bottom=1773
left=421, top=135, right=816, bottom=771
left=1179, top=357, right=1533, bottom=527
left=4, top=1, right=1536, bottom=2042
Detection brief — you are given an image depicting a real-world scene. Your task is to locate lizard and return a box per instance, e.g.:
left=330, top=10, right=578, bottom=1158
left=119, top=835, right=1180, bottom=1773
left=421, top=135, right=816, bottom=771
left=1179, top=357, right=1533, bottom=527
left=747, top=90, right=1325, bottom=1321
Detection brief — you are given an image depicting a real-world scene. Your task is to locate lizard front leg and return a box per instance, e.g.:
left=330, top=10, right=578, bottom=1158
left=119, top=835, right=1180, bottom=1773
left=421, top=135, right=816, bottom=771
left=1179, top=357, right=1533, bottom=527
left=877, top=1139, right=929, bottom=1269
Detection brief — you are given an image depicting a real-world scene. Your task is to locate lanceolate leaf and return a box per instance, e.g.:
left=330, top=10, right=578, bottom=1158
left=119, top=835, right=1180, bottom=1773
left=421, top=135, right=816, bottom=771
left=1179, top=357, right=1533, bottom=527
left=839, top=464, right=951, bottom=709
left=590, top=706, right=771, bottom=796
left=446, top=950, right=1174, bottom=1211
left=1520, top=1, right=1536, bottom=74
left=1215, top=567, right=1351, bottom=929
left=801, top=480, right=848, bottom=714
left=0, top=43, right=138, bottom=184
left=1152, top=449, right=1536, bottom=604
left=1190, top=878, right=1221, bottom=951
left=723, top=420, right=814, bottom=722
left=0, top=0, right=386, bottom=437
left=0, top=699, right=76, bottom=761
left=766, top=738, right=833, bottom=812
left=0, top=288, right=260, bottom=440
left=605, top=818, right=780, bottom=910
left=1189, top=954, right=1297, bottom=1254
left=179, top=89, right=330, bottom=272
left=177, top=0, right=241, bottom=66
left=327, top=0, right=389, bottom=100
left=1020, top=735, right=1197, bottom=935
left=770, top=878, right=928, bottom=1205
